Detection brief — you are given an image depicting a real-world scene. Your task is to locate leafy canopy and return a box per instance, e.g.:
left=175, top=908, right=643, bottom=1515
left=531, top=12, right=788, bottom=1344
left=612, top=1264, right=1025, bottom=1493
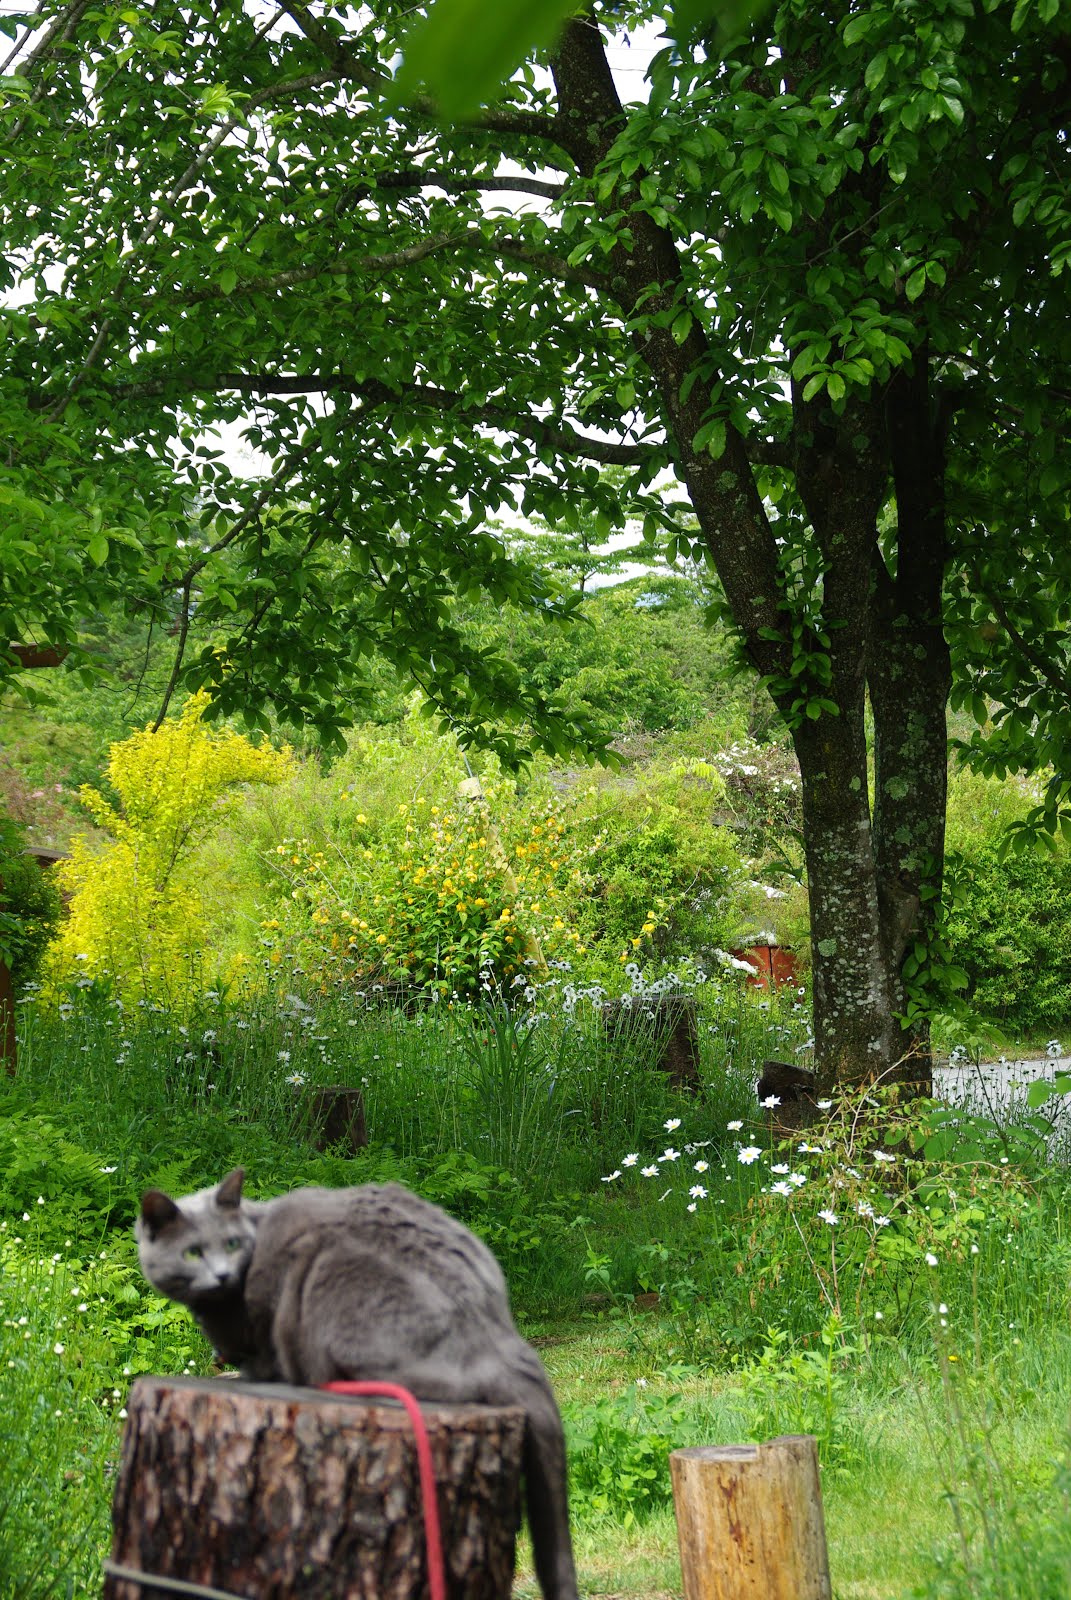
left=0, top=0, right=1068, bottom=788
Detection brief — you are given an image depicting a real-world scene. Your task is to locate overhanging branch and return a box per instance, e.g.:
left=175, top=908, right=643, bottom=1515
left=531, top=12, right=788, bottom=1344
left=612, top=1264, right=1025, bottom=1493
left=121, top=225, right=607, bottom=310
left=278, top=0, right=570, bottom=151
left=340, top=171, right=565, bottom=205
left=107, top=368, right=659, bottom=467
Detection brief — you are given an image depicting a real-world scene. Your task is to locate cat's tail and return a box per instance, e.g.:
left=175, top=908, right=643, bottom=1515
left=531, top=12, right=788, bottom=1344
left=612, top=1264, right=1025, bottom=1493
left=491, top=1342, right=580, bottom=1600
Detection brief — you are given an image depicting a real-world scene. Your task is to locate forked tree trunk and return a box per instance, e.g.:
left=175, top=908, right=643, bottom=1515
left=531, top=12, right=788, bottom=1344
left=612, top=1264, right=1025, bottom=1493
left=548, top=22, right=954, bottom=1094
left=103, top=1376, right=525, bottom=1600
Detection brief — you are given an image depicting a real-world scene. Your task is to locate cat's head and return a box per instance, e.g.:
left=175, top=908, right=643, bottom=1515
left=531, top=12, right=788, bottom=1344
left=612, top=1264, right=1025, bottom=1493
left=136, top=1168, right=259, bottom=1306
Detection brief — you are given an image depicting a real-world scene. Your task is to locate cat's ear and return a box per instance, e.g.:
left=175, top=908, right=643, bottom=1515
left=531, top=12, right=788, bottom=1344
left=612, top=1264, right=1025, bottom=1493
left=140, top=1189, right=181, bottom=1238
left=216, top=1168, right=245, bottom=1210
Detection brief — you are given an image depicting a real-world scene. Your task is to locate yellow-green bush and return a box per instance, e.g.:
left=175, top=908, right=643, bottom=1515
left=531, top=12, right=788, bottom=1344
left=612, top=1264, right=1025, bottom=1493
left=45, top=693, right=292, bottom=1004
left=568, top=756, right=745, bottom=978
left=263, top=782, right=598, bottom=997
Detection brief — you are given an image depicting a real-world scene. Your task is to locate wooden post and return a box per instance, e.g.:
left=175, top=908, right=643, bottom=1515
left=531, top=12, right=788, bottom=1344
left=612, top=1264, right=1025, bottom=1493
left=601, top=994, right=702, bottom=1092
left=670, top=1435, right=832, bottom=1600
left=0, top=942, right=14, bottom=1078
left=104, top=1376, right=525, bottom=1600
left=293, top=1084, right=369, bottom=1153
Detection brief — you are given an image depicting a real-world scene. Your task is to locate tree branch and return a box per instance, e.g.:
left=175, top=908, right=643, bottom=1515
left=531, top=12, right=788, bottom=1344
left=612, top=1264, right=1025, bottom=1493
left=277, top=0, right=570, bottom=149
left=4, top=0, right=93, bottom=138
left=550, top=17, right=789, bottom=679
left=180, top=439, right=318, bottom=585
left=152, top=576, right=192, bottom=731
left=168, top=232, right=470, bottom=304
left=121, top=226, right=607, bottom=311
left=340, top=170, right=565, bottom=205
left=379, top=382, right=660, bottom=466
left=977, top=574, right=1071, bottom=701
left=106, top=367, right=657, bottom=467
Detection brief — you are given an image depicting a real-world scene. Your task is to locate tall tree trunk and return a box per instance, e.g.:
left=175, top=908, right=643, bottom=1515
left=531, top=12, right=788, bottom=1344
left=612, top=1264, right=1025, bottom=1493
left=549, top=18, right=950, bottom=1092
left=788, top=401, right=905, bottom=1088
left=869, top=358, right=951, bottom=1093
left=793, top=713, right=898, bottom=1090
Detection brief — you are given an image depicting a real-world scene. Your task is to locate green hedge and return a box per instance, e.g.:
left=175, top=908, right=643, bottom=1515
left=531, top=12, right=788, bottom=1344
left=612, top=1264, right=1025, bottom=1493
left=944, top=844, right=1071, bottom=1030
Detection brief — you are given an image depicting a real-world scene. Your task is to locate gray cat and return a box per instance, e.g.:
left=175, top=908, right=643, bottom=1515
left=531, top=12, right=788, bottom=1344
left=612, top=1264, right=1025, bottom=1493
left=136, top=1170, right=579, bottom=1600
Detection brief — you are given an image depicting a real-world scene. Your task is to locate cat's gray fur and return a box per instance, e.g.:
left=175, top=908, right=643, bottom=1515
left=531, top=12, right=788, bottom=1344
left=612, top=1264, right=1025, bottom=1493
left=137, top=1171, right=578, bottom=1600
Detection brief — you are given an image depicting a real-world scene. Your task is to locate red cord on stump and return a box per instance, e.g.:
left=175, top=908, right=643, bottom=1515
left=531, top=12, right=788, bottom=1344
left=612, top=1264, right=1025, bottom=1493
left=321, top=1381, right=448, bottom=1600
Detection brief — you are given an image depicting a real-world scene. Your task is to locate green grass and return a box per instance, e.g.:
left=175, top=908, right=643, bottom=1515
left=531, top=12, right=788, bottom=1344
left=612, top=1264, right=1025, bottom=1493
left=2, top=985, right=1070, bottom=1598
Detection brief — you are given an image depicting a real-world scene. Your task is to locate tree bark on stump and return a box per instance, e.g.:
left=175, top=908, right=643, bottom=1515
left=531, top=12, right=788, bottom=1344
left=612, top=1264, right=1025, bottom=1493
left=104, top=1376, right=525, bottom=1600
left=292, top=1085, right=368, bottom=1154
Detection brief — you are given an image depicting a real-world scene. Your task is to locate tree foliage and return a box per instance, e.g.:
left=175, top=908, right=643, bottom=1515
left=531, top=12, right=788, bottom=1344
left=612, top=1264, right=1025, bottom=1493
left=2, top=0, right=1069, bottom=1079
left=47, top=692, right=292, bottom=1003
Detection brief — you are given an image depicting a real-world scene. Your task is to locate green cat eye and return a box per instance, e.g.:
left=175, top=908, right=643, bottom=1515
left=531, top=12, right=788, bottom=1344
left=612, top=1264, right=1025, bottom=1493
left=225, top=1237, right=243, bottom=1252
left=183, top=1245, right=203, bottom=1261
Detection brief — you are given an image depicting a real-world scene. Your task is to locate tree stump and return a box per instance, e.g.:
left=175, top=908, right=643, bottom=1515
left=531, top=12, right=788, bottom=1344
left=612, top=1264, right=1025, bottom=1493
left=601, top=994, right=701, bottom=1092
left=0, top=950, right=14, bottom=1078
left=293, top=1085, right=369, bottom=1154
left=670, top=1435, right=831, bottom=1600
left=104, top=1376, right=525, bottom=1600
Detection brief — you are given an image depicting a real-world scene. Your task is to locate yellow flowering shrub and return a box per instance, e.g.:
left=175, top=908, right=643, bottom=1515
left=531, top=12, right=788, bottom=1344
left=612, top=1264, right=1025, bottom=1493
left=46, top=693, right=292, bottom=1004
left=266, top=787, right=595, bottom=997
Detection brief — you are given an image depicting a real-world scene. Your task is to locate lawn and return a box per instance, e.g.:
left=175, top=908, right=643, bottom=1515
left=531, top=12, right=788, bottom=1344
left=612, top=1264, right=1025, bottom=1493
left=2, top=981, right=1069, bottom=1599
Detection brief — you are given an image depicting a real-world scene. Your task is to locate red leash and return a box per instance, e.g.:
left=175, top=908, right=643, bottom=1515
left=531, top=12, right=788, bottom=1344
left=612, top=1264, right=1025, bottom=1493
left=321, top=1381, right=447, bottom=1600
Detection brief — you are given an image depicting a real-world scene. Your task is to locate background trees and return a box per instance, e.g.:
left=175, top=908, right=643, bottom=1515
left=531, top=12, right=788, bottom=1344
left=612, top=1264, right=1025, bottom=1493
left=2, top=0, right=1069, bottom=1084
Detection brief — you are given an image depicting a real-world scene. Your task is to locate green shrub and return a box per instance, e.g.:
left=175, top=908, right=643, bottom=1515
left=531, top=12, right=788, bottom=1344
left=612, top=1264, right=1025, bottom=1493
left=0, top=1224, right=211, bottom=1599
left=0, top=1112, right=116, bottom=1237
left=570, top=758, right=743, bottom=976
left=739, top=1316, right=868, bottom=1474
left=563, top=1385, right=687, bottom=1525
left=0, top=810, right=61, bottom=984
left=942, top=844, right=1071, bottom=1028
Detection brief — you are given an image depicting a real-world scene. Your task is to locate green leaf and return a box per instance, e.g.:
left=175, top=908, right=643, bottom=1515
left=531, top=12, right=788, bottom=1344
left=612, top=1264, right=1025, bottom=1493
left=842, top=12, right=876, bottom=44
left=392, top=0, right=582, bottom=119
left=864, top=51, right=887, bottom=90
left=905, top=266, right=927, bottom=301
left=87, top=533, right=109, bottom=566
left=767, top=161, right=790, bottom=196
left=671, top=310, right=694, bottom=345
left=219, top=267, right=238, bottom=296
